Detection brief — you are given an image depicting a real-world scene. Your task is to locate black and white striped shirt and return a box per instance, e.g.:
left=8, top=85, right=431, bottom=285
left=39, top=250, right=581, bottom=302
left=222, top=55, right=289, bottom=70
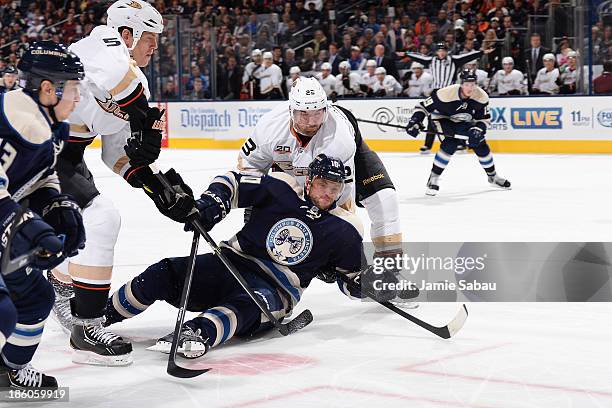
left=407, top=50, right=483, bottom=89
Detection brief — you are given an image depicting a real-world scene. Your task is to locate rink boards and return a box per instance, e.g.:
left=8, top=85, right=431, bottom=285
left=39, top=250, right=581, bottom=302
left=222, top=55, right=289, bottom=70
left=93, top=95, right=612, bottom=153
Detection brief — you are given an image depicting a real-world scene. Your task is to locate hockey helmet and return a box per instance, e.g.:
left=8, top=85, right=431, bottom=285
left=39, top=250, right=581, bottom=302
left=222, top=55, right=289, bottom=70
left=435, top=42, right=448, bottom=52
left=459, top=69, right=478, bottom=83
left=288, top=77, right=328, bottom=136
left=306, top=154, right=346, bottom=209
left=3, top=65, right=17, bottom=76
left=339, top=60, right=351, bottom=73
left=106, top=0, right=164, bottom=49
left=18, top=41, right=84, bottom=96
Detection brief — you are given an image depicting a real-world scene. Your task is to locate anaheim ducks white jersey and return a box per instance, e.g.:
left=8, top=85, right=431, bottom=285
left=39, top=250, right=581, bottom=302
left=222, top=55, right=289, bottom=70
left=371, top=75, right=403, bottom=96
left=68, top=25, right=150, bottom=177
left=406, top=72, right=433, bottom=97
left=360, top=72, right=377, bottom=90
left=315, top=73, right=337, bottom=97
left=335, top=72, right=362, bottom=96
left=237, top=102, right=357, bottom=208
left=490, top=69, right=525, bottom=94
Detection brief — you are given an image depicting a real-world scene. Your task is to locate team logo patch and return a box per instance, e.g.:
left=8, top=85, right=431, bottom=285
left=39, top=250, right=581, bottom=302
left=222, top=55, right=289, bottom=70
left=266, top=218, right=313, bottom=266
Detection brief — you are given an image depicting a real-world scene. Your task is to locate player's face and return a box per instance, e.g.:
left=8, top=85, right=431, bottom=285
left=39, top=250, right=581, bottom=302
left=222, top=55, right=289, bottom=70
left=292, top=108, right=326, bottom=136
left=322, top=68, right=330, bottom=77
left=544, top=59, right=554, bottom=70
left=3, top=73, right=16, bottom=87
left=367, top=66, right=375, bottom=74
left=460, top=81, right=476, bottom=97
left=53, top=80, right=82, bottom=121
left=503, top=62, right=513, bottom=72
left=133, top=32, right=159, bottom=67
left=307, top=177, right=343, bottom=211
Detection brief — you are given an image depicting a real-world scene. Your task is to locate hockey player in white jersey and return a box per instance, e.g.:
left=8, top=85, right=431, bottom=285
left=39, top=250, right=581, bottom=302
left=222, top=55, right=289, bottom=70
left=360, top=60, right=378, bottom=95
left=335, top=61, right=362, bottom=97
left=489, top=57, right=525, bottom=95
left=47, top=0, right=194, bottom=367
left=371, top=67, right=402, bottom=97
left=532, top=53, right=560, bottom=95
left=316, top=62, right=336, bottom=97
left=402, top=62, right=433, bottom=97
left=238, top=77, right=405, bottom=269
left=286, top=66, right=302, bottom=91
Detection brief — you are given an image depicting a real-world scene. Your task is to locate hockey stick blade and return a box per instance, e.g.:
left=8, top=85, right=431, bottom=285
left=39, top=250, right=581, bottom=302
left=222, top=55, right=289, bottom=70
left=167, top=360, right=210, bottom=378
left=279, top=309, right=314, bottom=336
left=379, top=301, right=468, bottom=339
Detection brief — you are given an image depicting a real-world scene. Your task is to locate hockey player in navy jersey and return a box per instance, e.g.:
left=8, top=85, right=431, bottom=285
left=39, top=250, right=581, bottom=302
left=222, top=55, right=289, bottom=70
left=406, top=69, right=512, bottom=196
left=0, top=42, right=86, bottom=391
left=104, top=155, right=397, bottom=358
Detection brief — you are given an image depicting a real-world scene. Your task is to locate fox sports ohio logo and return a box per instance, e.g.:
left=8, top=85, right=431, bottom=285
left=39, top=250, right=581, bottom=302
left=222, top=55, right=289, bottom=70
left=266, top=218, right=313, bottom=266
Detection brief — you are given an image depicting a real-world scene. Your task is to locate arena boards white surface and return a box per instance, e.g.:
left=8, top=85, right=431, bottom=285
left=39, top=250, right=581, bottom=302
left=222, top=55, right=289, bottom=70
left=29, top=149, right=612, bottom=408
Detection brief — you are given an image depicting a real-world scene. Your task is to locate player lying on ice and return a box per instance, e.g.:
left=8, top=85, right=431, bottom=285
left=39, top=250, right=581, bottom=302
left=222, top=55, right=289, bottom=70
left=405, top=69, right=511, bottom=196
left=103, top=154, right=399, bottom=358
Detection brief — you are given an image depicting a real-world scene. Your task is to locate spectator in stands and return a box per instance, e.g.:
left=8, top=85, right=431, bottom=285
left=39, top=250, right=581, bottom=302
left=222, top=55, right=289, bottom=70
left=304, top=2, right=322, bottom=27
left=254, top=29, right=274, bottom=52
left=335, top=60, right=362, bottom=97
left=312, top=30, right=328, bottom=55
left=283, top=20, right=303, bottom=50
left=339, top=34, right=353, bottom=60
left=532, top=53, right=560, bottom=94
left=509, top=0, right=530, bottom=27
left=315, top=50, right=328, bottom=71
left=525, top=32, right=551, bottom=83
left=272, top=46, right=287, bottom=75
left=402, top=62, right=433, bottom=97
left=388, top=19, right=405, bottom=53
left=489, top=56, right=526, bottom=95
left=436, top=9, right=453, bottom=39
left=186, top=65, right=210, bottom=95
left=187, top=77, right=208, bottom=100
left=486, top=0, right=509, bottom=20
left=459, top=0, right=476, bottom=24
left=162, top=77, right=178, bottom=100
left=481, top=29, right=503, bottom=75
left=365, top=13, right=381, bottom=34
left=316, top=62, right=337, bottom=98
left=299, top=47, right=316, bottom=73
left=218, top=56, right=242, bottom=100
left=326, top=42, right=343, bottom=75
left=415, top=12, right=432, bottom=36
left=246, top=12, right=260, bottom=36
left=555, top=37, right=573, bottom=66
left=285, top=48, right=298, bottom=71
left=373, top=44, right=399, bottom=80
left=558, top=51, right=579, bottom=94
left=371, top=67, right=402, bottom=97
left=348, top=46, right=366, bottom=71
left=594, top=61, right=612, bottom=94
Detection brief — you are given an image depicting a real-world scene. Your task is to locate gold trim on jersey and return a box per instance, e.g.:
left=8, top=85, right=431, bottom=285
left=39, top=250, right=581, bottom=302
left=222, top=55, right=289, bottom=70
left=110, top=61, right=139, bottom=97
left=113, top=155, right=130, bottom=174
left=69, top=123, right=91, bottom=134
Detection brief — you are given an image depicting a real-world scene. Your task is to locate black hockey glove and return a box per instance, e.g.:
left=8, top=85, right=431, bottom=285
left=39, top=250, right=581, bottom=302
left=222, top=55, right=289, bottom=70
left=467, top=127, right=485, bottom=148
left=40, top=195, right=85, bottom=257
left=342, top=76, right=351, bottom=90
left=405, top=115, right=424, bottom=138
left=0, top=198, right=66, bottom=272
left=359, top=264, right=400, bottom=302
left=124, top=107, right=164, bottom=167
left=186, top=190, right=231, bottom=232
left=374, top=88, right=386, bottom=97
left=126, top=166, right=196, bottom=223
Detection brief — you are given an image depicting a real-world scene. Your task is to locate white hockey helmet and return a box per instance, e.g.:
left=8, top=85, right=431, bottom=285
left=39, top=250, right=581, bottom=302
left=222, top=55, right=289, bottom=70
left=289, top=77, right=328, bottom=136
left=321, top=62, right=331, bottom=71
left=339, top=60, right=351, bottom=73
left=107, top=0, right=163, bottom=50
left=502, top=56, right=514, bottom=65
left=375, top=66, right=386, bottom=75
left=366, top=59, right=376, bottom=68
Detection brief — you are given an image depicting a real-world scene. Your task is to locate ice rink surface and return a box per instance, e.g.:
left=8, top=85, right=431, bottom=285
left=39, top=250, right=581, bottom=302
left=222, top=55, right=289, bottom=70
left=26, top=149, right=612, bottom=408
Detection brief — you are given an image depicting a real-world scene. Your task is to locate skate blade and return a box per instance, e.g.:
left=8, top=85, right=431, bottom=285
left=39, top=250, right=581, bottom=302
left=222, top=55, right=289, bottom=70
left=147, top=340, right=207, bottom=359
left=72, top=349, right=133, bottom=366
left=425, top=188, right=438, bottom=196
left=489, top=182, right=512, bottom=190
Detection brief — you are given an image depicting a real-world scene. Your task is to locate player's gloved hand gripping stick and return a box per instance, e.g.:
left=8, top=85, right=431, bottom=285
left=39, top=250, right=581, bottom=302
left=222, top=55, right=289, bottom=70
left=337, top=271, right=468, bottom=339
left=155, top=172, right=314, bottom=378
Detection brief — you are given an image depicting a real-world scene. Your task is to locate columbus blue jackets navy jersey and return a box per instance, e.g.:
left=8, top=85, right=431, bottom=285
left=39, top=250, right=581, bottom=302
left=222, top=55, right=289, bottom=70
left=415, top=84, right=491, bottom=135
left=0, top=89, right=62, bottom=206
left=209, top=171, right=364, bottom=307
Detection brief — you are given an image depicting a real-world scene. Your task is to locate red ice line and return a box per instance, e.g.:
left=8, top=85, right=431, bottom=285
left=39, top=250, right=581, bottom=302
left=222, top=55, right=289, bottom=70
left=223, top=385, right=496, bottom=408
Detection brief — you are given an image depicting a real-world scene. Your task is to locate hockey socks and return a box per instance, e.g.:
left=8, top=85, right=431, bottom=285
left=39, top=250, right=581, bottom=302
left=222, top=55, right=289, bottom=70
left=71, top=277, right=111, bottom=319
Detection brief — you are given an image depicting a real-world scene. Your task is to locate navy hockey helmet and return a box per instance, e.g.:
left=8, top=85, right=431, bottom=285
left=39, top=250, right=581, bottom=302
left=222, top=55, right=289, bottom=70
left=18, top=41, right=84, bottom=96
left=2, top=65, right=17, bottom=75
left=308, top=154, right=346, bottom=184
left=460, top=69, right=478, bottom=83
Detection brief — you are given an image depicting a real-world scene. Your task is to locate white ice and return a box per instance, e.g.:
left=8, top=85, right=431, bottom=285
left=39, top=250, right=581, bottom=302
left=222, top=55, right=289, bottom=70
left=24, top=149, right=612, bottom=408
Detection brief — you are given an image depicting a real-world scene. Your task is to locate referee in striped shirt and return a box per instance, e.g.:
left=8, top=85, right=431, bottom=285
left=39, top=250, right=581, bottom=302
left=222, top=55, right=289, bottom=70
left=407, top=43, right=493, bottom=153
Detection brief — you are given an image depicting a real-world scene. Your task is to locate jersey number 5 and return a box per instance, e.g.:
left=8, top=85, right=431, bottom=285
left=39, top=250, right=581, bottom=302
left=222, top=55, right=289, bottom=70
left=241, top=138, right=256, bottom=156
left=103, top=38, right=122, bottom=47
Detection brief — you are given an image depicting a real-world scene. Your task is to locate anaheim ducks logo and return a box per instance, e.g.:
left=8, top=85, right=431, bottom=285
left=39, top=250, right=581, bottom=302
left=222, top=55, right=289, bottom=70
left=266, top=218, right=313, bottom=266
left=126, top=0, right=142, bottom=9
left=95, top=96, right=130, bottom=121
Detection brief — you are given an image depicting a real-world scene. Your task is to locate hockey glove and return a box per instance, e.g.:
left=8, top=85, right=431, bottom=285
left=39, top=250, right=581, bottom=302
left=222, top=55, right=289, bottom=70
left=467, top=127, right=485, bottom=148
left=359, top=264, right=401, bottom=302
left=186, top=190, right=231, bottom=232
left=406, top=116, right=423, bottom=137
left=127, top=166, right=196, bottom=223
left=40, top=194, right=85, bottom=257
left=124, top=107, right=164, bottom=167
left=342, top=76, right=351, bottom=90
left=0, top=198, right=66, bottom=271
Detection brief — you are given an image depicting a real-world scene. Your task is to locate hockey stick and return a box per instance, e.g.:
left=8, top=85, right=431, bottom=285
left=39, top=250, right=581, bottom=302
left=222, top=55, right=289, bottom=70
left=155, top=173, right=313, bottom=338
left=355, top=118, right=470, bottom=140
left=166, top=230, right=210, bottom=378
left=337, top=273, right=468, bottom=339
